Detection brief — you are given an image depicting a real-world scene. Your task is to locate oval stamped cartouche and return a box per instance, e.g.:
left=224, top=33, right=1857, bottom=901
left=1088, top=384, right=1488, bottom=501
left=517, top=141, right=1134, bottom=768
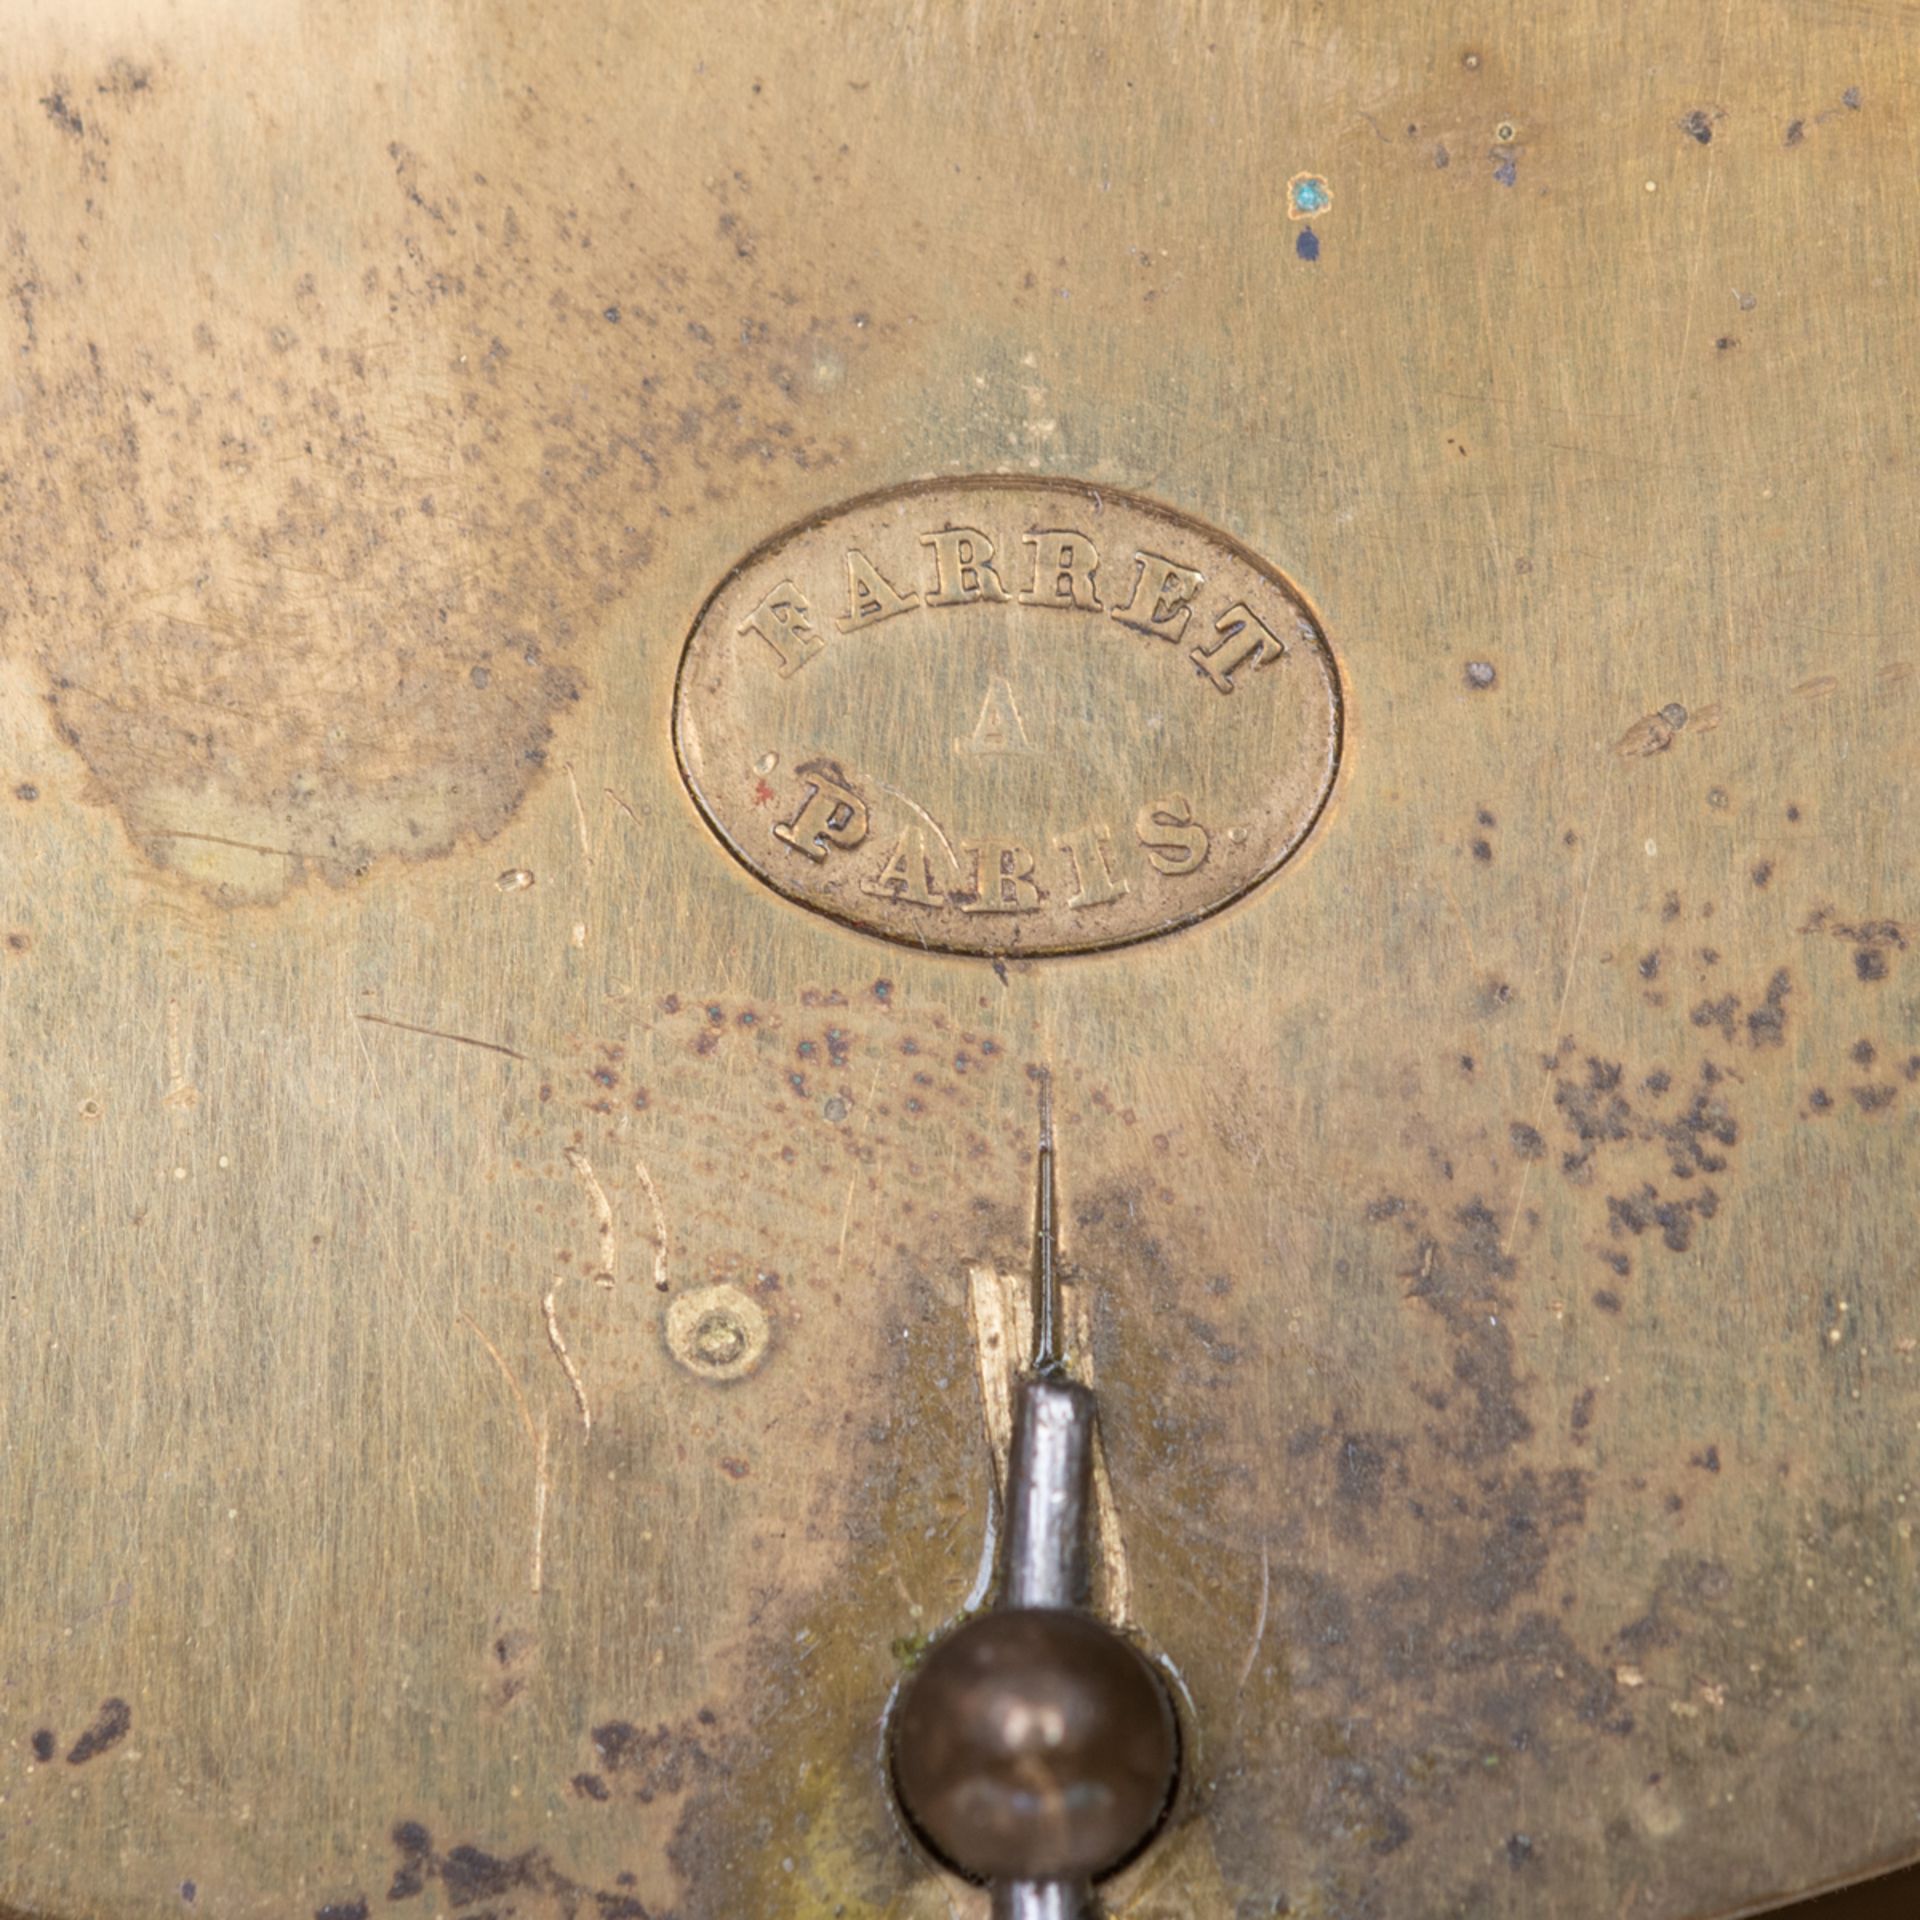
left=673, top=476, right=1343, bottom=957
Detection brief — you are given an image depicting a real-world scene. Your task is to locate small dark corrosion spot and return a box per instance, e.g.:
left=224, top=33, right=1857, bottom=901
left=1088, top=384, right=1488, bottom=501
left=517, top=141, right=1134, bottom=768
left=1699, top=947, right=1720, bottom=966
left=1681, top=108, right=1715, bottom=144
left=1690, top=994, right=1738, bottom=1041
left=1707, top=786, right=1729, bottom=808
left=1571, top=1387, right=1597, bottom=1436
left=1746, top=968, right=1791, bottom=1047
left=64, top=1697, right=132, bottom=1766
left=603, top=305, right=621, bottom=322
left=1692, top=1444, right=1722, bottom=1473
left=1851, top=1039, right=1876, bottom=1066
left=1785, top=119, right=1805, bottom=146
left=1506, top=1834, right=1537, bottom=1867
left=1785, top=803, right=1802, bottom=822
left=1638, top=951, right=1661, bottom=980
left=719, top=1456, right=750, bottom=1479
left=1844, top=86, right=1862, bottom=109
left=1509, top=1122, right=1546, bottom=1160
left=468, top=664, right=490, bottom=688
left=40, top=90, right=84, bottom=136
left=6, top=931, right=30, bottom=953
left=1662, top=890, right=1682, bottom=922
left=1492, top=152, right=1518, bottom=187
left=1856, top=948, right=1889, bottom=982
left=1716, top=336, right=1738, bottom=351
left=1853, top=1084, right=1897, bottom=1114
left=1296, top=226, right=1321, bottom=263
left=30, top=1729, right=54, bottom=1762
left=181, top=1885, right=196, bottom=1904
left=1809, top=1088, right=1833, bottom=1113
left=1465, top=659, right=1497, bottom=689
left=1602, top=1249, right=1630, bottom=1277
left=1593, top=1289, right=1623, bottom=1314
left=1477, top=808, right=1497, bottom=828
left=1665, top=1492, right=1685, bottom=1513
left=14, top=782, right=37, bottom=801
left=872, top=978, right=893, bottom=1003
left=1459, top=1054, right=1476, bottom=1073
left=385, top=1830, right=431, bottom=1899
left=1643, top=1067, right=1671, bottom=1094
left=1659, top=703, right=1688, bottom=730
left=1434, top=142, right=1451, bottom=167
left=1481, top=977, right=1514, bottom=1011
left=1472, top=838, right=1493, bottom=863
left=1751, top=860, right=1773, bottom=888
left=572, top=1772, right=611, bottom=1801
left=314, top=1901, right=369, bottom=1920
left=441, top=1844, right=536, bottom=1902
left=823, top=1095, right=850, bottom=1123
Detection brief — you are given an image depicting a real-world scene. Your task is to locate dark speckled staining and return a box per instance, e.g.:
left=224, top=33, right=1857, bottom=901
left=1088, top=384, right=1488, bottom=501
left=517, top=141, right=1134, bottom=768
left=4, top=69, right=876, bottom=905
left=64, top=1696, right=131, bottom=1765
left=1296, top=225, right=1320, bottom=262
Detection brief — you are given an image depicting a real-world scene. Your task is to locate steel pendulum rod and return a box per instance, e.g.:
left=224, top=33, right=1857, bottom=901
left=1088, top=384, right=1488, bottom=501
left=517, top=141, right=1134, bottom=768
left=994, top=1878, right=1087, bottom=1920
left=995, top=1074, right=1097, bottom=1917
left=889, top=1080, right=1178, bottom=1920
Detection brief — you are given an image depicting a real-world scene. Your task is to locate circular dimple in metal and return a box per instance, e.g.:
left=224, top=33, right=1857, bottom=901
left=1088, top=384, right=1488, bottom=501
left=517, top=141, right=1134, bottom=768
left=889, top=1609, right=1179, bottom=1883
left=664, top=1284, right=770, bottom=1382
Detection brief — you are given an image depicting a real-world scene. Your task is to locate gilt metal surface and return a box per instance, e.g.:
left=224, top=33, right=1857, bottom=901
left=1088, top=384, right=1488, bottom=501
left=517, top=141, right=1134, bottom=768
left=1, top=5, right=1916, bottom=1918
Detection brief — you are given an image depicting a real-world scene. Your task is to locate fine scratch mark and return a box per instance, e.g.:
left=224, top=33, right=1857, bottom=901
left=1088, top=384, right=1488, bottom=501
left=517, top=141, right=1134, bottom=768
left=161, top=994, right=200, bottom=1111
left=564, top=1146, right=617, bottom=1287
left=356, top=1012, right=527, bottom=1061
left=967, top=1265, right=1025, bottom=1490
left=148, top=827, right=302, bottom=860
left=458, top=1313, right=551, bottom=1596
left=460, top=1311, right=538, bottom=1448
left=603, top=786, right=641, bottom=826
left=866, top=776, right=960, bottom=870
left=1237, top=1541, right=1272, bottom=1693
left=1068, top=1282, right=1133, bottom=1626
left=834, top=1055, right=890, bottom=1280
left=564, top=761, right=595, bottom=871
left=1662, top=0, right=1733, bottom=428
left=635, top=1155, right=669, bottom=1292
left=529, top=1414, right=550, bottom=1596
left=543, top=1276, right=592, bottom=1435
left=1504, top=767, right=1617, bottom=1256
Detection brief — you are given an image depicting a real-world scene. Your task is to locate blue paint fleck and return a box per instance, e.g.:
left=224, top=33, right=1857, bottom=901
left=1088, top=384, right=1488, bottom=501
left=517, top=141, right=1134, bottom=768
left=1296, top=226, right=1320, bottom=263
left=1289, top=175, right=1332, bottom=217
left=1493, top=153, right=1518, bottom=187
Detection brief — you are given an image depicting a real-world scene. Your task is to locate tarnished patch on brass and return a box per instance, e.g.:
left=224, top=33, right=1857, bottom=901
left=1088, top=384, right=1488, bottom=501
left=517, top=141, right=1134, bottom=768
left=673, top=477, right=1343, bottom=957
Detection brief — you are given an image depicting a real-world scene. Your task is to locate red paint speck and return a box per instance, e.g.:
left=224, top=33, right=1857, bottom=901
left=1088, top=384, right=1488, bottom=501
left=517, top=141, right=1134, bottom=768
left=751, top=780, right=776, bottom=807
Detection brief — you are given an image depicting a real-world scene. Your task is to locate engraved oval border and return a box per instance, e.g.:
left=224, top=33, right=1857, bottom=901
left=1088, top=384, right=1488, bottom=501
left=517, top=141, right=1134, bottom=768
left=671, top=473, right=1346, bottom=959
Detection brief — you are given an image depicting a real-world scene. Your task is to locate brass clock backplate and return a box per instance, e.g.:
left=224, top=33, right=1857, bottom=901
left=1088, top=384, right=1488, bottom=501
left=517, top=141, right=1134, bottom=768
left=1, top=5, right=1916, bottom=1918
